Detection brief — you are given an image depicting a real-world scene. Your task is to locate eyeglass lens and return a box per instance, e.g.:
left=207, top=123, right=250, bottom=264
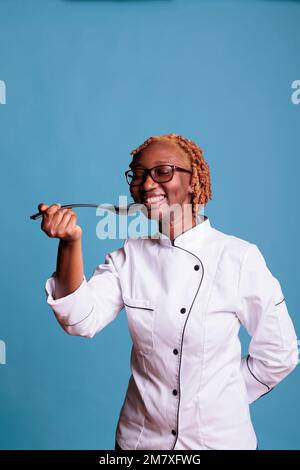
left=127, top=165, right=173, bottom=185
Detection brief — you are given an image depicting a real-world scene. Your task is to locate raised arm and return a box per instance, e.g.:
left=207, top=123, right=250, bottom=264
left=38, top=202, right=84, bottom=299
left=39, top=202, right=125, bottom=338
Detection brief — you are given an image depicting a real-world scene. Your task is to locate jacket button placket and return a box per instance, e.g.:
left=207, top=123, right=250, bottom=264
left=171, top=262, right=202, bottom=447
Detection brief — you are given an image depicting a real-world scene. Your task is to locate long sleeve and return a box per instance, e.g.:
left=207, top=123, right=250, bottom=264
left=236, top=243, right=298, bottom=404
left=44, top=251, right=124, bottom=338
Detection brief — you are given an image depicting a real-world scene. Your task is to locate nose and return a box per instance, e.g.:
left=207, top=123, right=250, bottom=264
left=142, top=173, right=158, bottom=190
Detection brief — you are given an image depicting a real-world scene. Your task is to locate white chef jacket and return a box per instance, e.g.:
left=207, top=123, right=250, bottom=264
left=44, top=213, right=298, bottom=450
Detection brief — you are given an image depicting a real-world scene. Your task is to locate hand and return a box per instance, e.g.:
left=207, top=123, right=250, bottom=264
left=38, top=202, right=82, bottom=244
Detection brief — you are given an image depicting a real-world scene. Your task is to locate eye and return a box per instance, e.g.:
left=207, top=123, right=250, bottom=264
left=156, top=166, right=172, bottom=176
left=131, top=169, right=145, bottom=179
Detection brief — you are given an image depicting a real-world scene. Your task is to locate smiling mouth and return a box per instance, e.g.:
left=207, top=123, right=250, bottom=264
left=143, top=195, right=167, bottom=206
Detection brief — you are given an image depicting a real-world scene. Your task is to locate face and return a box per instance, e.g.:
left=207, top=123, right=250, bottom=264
left=129, top=141, right=194, bottom=221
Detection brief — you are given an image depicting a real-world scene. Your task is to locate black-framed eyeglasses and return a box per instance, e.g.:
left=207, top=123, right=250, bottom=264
left=125, top=164, right=192, bottom=187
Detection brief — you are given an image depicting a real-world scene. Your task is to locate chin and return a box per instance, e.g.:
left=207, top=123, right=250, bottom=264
left=145, top=205, right=170, bottom=221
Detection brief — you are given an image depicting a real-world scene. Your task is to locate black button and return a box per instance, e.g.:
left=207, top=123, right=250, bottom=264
left=180, top=307, right=186, bottom=314
left=173, top=348, right=178, bottom=355
left=172, top=389, right=178, bottom=396
left=171, top=429, right=177, bottom=436
left=194, top=265, right=200, bottom=271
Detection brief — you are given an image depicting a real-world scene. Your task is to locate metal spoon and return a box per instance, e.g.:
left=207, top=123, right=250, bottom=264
left=30, top=203, right=144, bottom=220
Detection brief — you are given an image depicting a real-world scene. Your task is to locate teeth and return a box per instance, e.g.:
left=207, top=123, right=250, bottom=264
left=144, top=195, right=165, bottom=203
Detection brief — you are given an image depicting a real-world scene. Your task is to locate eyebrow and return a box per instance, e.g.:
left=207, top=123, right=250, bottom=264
left=131, top=159, right=175, bottom=168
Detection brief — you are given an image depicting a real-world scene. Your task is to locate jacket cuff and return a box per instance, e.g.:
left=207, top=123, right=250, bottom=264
left=241, top=355, right=273, bottom=404
left=44, top=272, right=94, bottom=327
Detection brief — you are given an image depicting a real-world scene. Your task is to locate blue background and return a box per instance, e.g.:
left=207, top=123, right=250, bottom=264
left=0, top=0, right=299, bottom=450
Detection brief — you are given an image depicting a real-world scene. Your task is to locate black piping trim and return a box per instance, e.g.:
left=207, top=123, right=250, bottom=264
left=252, top=387, right=274, bottom=404
left=275, top=298, right=285, bottom=306
left=170, top=243, right=204, bottom=451
left=246, top=354, right=270, bottom=391
left=124, top=303, right=154, bottom=311
left=63, top=305, right=94, bottom=327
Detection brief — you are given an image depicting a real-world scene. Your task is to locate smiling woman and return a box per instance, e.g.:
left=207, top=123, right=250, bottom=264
left=126, top=133, right=212, bottom=241
left=129, top=133, right=212, bottom=218
left=41, top=132, right=298, bottom=451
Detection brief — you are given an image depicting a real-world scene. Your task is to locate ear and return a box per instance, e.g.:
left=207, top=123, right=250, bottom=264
left=187, top=183, right=193, bottom=195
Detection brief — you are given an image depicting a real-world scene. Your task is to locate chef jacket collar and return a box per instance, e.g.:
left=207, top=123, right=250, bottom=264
left=155, top=210, right=211, bottom=249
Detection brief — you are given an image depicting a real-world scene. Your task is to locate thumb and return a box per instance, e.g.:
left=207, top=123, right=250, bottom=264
left=38, top=203, right=49, bottom=212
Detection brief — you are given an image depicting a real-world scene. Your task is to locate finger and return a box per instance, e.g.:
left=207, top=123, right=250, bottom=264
left=50, top=208, right=72, bottom=230
left=56, top=209, right=75, bottom=232
left=66, top=214, right=80, bottom=238
left=38, top=203, right=49, bottom=212
left=45, top=203, right=62, bottom=216
left=65, top=213, right=77, bottom=231
left=42, top=207, right=66, bottom=233
left=57, top=214, right=77, bottom=238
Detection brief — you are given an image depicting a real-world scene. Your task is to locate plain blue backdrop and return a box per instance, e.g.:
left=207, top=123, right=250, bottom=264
left=0, top=0, right=299, bottom=450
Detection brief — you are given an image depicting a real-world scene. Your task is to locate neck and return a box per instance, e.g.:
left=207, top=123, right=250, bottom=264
left=159, top=209, right=196, bottom=241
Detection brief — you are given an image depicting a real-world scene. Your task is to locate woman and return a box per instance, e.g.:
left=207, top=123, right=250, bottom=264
left=41, top=133, right=298, bottom=450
